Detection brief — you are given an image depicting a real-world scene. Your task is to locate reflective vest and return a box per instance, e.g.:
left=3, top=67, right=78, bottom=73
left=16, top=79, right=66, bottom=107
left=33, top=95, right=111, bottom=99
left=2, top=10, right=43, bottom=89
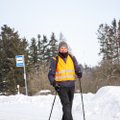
left=55, top=55, right=76, bottom=82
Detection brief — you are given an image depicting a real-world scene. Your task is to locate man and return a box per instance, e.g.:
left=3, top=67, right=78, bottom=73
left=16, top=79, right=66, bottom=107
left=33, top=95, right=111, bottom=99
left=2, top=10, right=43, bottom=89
left=48, top=41, right=82, bottom=120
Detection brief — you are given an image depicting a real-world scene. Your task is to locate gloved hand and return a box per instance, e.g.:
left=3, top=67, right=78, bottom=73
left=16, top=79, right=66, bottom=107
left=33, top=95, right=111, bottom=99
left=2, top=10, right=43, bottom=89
left=52, top=81, right=61, bottom=92
left=54, top=84, right=61, bottom=92
left=77, top=71, right=82, bottom=78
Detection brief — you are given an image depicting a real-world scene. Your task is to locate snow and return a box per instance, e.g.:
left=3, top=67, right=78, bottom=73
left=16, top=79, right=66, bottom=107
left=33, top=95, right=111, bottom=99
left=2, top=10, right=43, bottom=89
left=35, top=90, right=51, bottom=95
left=0, top=86, right=120, bottom=120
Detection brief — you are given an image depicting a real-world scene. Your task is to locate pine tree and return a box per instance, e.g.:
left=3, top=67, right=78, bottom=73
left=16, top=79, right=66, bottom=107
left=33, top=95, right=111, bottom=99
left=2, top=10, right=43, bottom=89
left=117, top=21, right=120, bottom=64
left=29, top=38, right=38, bottom=64
left=0, top=25, right=29, bottom=94
left=97, top=24, right=111, bottom=60
left=37, top=34, right=42, bottom=62
left=97, top=19, right=120, bottom=64
left=97, top=19, right=120, bottom=81
left=49, top=32, right=58, bottom=57
left=37, top=35, right=49, bottom=62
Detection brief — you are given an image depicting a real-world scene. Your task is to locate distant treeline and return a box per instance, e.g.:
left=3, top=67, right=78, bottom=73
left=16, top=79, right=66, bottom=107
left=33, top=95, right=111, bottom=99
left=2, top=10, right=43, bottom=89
left=0, top=18, right=120, bottom=95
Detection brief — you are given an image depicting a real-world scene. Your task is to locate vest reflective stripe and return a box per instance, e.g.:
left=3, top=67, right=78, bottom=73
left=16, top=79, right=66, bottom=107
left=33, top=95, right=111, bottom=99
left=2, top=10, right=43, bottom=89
left=56, top=70, right=75, bottom=74
left=55, top=55, right=75, bottom=82
left=56, top=75, right=75, bottom=80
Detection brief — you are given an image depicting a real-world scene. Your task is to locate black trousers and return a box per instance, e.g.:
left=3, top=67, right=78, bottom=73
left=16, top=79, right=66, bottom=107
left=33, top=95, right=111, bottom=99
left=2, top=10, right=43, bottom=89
left=58, top=86, right=75, bottom=120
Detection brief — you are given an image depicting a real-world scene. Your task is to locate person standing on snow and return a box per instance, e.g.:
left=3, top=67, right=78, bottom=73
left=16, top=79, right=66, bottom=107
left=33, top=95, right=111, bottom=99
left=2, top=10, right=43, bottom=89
left=48, top=41, right=82, bottom=120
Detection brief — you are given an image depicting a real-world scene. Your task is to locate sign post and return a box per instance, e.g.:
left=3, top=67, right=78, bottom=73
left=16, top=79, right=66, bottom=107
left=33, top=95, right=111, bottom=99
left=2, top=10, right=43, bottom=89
left=17, top=84, right=20, bottom=95
left=16, top=55, right=28, bottom=95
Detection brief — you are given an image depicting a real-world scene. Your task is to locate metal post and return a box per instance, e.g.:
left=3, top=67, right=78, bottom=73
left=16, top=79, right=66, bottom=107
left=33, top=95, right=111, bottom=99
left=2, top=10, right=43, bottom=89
left=17, top=84, right=20, bottom=94
left=48, top=93, right=57, bottom=120
left=23, top=55, right=28, bottom=95
left=78, top=78, right=86, bottom=120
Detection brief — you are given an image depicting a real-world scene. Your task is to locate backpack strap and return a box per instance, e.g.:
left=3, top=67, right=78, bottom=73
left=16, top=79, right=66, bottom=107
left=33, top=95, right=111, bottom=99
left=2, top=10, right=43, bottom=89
left=55, top=56, right=58, bottom=70
left=69, top=54, right=74, bottom=62
left=52, top=56, right=58, bottom=71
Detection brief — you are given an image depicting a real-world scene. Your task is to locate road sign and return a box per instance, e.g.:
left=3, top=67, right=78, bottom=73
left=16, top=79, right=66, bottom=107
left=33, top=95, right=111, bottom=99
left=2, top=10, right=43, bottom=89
left=16, top=55, right=24, bottom=67
left=15, top=55, right=28, bottom=95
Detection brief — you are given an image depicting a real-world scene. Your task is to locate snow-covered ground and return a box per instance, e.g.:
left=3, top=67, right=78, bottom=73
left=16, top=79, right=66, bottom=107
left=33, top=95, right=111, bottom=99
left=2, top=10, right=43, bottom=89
left=0, top=86, right=120, bottom=120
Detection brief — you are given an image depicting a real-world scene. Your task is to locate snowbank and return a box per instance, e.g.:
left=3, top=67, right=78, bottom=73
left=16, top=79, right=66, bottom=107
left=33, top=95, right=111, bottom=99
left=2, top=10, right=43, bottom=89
left=0, top=86, right=120, bottom=120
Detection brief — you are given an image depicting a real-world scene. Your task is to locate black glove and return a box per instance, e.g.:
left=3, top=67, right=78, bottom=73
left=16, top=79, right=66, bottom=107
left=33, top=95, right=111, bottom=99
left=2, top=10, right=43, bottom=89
left=52, top=81, right=61, bottom=92
left=77, top=71, right=82, bottom=78
left=54, top=84, right=61, bottom=92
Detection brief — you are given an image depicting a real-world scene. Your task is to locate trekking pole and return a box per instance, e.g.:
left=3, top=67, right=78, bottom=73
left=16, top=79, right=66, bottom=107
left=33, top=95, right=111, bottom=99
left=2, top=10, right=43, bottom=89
left=48, top=92, right=57, bottom=120
left=78, top=78, right=86, bottom=120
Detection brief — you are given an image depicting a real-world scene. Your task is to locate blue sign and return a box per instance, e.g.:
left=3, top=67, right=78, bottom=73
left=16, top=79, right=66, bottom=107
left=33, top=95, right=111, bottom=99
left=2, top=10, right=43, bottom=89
left=16, top=55, right=24, bottom=67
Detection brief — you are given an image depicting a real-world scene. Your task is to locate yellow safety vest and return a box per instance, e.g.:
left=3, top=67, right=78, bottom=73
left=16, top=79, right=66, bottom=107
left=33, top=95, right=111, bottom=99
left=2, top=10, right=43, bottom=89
left=54, top=55, right=76, bottom=82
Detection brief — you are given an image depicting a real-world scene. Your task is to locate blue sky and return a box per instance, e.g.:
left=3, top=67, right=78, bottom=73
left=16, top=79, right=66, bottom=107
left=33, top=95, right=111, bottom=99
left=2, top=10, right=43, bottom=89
left=0, top=0, right=120, bottom=66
